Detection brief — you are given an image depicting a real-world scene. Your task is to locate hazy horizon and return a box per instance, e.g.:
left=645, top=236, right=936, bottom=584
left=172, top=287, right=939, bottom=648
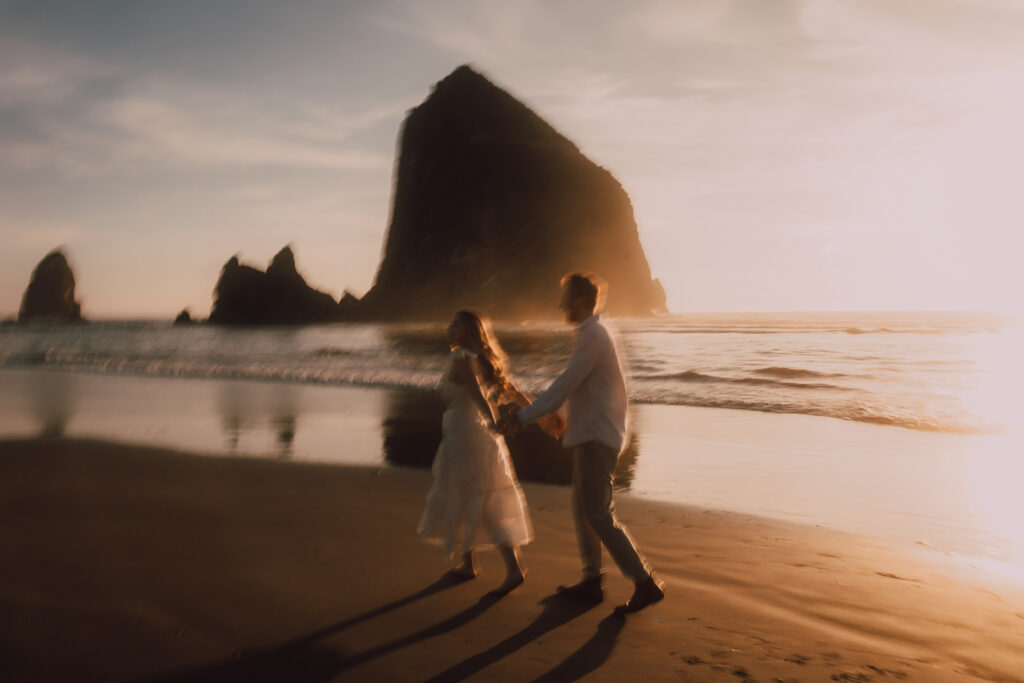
left=3, top=0, right=1023, bottom=318
left=7, top=307, right=1017, bottom=323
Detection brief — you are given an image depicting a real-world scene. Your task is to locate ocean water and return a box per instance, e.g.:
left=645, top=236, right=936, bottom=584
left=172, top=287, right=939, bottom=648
left=0, top=311, right=1018, bottom=435
left=2, top=311, right=1023, bottom=574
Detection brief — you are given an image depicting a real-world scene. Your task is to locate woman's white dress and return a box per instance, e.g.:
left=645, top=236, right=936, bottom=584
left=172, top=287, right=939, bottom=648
left=418, top=349, right=533, bottom=558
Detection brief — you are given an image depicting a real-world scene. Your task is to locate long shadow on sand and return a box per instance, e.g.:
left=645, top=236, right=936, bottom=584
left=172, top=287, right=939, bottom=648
left=530, top=614, right=625, bottom=682
left=141, top=572, right=480, bottom=683
left=141, top=579, right=618, bottom=683
left=422, top=594, right=608, bottom=682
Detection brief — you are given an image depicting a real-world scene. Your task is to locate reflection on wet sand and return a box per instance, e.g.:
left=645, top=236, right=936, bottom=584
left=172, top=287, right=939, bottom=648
left=274, top=415, right=296, bottom=459
left=12, top=366, right=637, bottom=484
left=28, top=370, right=77, bottom=438
left=381, top=389, right=638, bottom=488
left=217, top=382, right=300, bottom=459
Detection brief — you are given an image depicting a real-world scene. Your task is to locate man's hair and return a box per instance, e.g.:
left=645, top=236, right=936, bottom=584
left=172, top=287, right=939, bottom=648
left=561, top=272, right=605, bottom=312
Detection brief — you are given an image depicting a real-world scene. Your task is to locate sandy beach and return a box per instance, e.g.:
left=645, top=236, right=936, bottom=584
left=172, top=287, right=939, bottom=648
left=3, top=437, right=1023, bottom=682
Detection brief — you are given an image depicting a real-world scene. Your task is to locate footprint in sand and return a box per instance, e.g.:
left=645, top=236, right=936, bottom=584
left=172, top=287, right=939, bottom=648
left=866, top=665, right=908, bottom=679
left=874, top=571, right=921, bottom=582
left=830, top=665, right=909, bottom=681
left=831, top=673, right=872, bottom=682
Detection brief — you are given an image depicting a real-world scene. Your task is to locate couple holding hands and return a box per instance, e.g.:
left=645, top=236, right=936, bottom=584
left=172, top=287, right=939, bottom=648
left=417, top=273, right=666, bottom=614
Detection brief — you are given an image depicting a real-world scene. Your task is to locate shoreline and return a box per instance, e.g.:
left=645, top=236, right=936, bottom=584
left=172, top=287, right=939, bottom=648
left=2, top=366, right=1023, bottom=573
left=3, top=437, right=1024, bottom=681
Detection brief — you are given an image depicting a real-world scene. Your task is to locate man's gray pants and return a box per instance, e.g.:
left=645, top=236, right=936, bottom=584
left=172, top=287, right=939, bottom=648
left=572, top=441, right=652, bottom=582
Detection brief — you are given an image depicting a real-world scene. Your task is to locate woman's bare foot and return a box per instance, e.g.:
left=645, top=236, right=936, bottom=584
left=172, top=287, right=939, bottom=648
left=450, top=565, right=477, bottom=581
left=451, top=551, right=478, bottom=580
left=488, top=568, right=526, bottom=597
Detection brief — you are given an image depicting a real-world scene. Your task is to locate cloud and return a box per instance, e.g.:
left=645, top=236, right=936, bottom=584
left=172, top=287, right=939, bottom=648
left=372, top=0, right=545, bottom=57
left=3, top=89, right=396, bottom=175
left=0, top=34, right=114, bottom=106
left=91, top=90, right=394, bottom=171
left=0, top=34, right=399, bottom=177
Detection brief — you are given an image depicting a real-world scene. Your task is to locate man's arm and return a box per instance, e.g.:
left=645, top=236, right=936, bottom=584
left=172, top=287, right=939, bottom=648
left=517, top=326, right=601, bottom=424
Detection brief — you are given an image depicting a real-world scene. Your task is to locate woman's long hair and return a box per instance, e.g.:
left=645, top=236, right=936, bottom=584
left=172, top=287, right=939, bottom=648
left=453, top=309, right=512, bottom=395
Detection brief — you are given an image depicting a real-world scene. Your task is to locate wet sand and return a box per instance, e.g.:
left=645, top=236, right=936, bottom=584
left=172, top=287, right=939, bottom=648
left=3, top=437, right=1023, bottom=682
left=3, top=367, right=1021, bottom=568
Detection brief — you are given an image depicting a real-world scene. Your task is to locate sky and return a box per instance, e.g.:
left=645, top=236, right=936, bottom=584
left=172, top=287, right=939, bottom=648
left=2, top=0, right=1023, bottom=318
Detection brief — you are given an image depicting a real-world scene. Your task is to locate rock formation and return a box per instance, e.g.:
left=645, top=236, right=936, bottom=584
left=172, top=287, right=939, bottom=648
left=208, top=246, right=339, bottom=325
left=173, top=309, right=193, bottom=325
left=19, top=249, right=84, bottom=322
left=352, top=65, right=666, bottom=321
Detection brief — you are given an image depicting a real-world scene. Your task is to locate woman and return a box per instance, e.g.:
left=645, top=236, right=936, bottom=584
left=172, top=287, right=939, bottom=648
left=418, top=310, right=562, bottom=596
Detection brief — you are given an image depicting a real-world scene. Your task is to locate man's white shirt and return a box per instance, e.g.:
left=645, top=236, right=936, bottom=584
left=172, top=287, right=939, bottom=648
left=517, top=314, right=629, bottom=452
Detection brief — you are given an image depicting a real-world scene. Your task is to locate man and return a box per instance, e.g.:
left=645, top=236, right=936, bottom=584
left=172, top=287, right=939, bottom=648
left=499, top=273, right=665, bottom=613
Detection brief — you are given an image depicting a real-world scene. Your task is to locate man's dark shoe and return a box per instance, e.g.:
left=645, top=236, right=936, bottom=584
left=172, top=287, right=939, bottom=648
left=614, top=576, right=666, bottom=614
left=555, top=576, right=603, bottom=604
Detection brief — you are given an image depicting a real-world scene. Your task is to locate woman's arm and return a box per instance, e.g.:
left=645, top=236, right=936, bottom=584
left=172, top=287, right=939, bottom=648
left=451, top=355, right=500, bottom=427
left=502, top=384, right=532, bottom=409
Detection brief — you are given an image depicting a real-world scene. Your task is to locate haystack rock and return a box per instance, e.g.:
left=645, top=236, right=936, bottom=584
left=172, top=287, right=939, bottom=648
left=353, top=65, right=666, bottom=321
left=208, top=246, right=339, bottom=325
left=19, top=249, right=84, bottom=322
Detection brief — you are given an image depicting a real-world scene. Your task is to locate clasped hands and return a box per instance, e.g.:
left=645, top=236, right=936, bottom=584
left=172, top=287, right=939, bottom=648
left=495, top=404, right=566, bottom=440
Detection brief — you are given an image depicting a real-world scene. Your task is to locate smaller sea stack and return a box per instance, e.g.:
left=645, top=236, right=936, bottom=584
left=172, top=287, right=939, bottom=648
left=19, top=249, right=84, bottom=322
left=208, top=246, right=339, bottom=325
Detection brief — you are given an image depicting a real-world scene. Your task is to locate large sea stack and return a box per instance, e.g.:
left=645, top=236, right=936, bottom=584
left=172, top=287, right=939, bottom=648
left=18, top=249, right=84, bottom=322
left=208, top=246, right=338, bottom=325
left=355, top=65, right=666, bottom=321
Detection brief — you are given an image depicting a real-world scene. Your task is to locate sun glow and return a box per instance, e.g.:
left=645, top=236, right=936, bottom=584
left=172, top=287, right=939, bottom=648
left=963, top=321, right=1024, bottom=431
left=968, top=433, right=1024, bottom=547
left=963, top=323, right=1024, bottom=572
